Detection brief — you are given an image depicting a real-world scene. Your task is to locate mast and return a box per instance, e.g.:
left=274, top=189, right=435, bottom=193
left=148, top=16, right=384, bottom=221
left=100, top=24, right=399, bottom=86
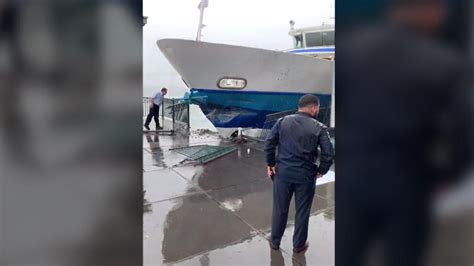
left=196, top=0, right=208, bottom=41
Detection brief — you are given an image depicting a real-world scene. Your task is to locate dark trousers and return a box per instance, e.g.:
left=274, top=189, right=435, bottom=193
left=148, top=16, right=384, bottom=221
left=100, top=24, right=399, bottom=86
left=145, top=104, right=160, bottom=128
left=271, top=178, right=315, bottom=248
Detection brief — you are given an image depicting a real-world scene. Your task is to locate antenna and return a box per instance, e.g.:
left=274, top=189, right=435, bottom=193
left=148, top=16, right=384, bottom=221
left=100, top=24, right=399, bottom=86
left=196, top=0, right=209, bottom=41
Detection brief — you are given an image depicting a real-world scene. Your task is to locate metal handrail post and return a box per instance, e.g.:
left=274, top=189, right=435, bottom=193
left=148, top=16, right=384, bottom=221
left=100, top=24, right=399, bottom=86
left=161, top=101, right=164, bottom=127
left=187, top=101, right=190, bottom=131
left=172, top=98, right=176, bottom=133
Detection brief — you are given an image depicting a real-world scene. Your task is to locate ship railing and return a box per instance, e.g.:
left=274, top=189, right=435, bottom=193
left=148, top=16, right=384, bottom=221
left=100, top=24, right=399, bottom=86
left=256, top=106, right=333, bottom=142
left=256, top=109, right=298, bottom=141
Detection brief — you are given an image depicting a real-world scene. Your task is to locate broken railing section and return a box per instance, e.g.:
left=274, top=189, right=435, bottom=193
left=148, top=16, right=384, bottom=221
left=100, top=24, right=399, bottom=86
left=170, top=145, right=237, bottom=164
left=162, top=98, right=190, bottom=132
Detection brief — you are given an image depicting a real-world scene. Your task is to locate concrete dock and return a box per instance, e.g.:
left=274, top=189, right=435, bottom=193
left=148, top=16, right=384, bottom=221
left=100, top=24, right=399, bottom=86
left=143, top=130, right=335, bottom=265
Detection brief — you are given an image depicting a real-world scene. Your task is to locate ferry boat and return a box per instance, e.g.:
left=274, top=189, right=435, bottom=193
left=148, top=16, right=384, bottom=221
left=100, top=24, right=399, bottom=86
left=157, top=18, right=334, bottom=137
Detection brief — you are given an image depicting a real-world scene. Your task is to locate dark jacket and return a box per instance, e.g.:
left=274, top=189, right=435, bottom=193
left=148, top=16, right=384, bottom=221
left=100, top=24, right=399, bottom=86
left=264, top=112, right=334, bottom=184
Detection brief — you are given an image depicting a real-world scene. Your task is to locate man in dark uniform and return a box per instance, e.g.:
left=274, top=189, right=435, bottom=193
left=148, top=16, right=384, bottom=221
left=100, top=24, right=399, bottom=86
left=264, top=94, right=334, bottom=253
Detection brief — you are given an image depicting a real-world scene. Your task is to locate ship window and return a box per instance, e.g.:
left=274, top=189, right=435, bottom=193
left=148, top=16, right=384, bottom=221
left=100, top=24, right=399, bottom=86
left=322, top=31, right=335, bottom=46
left=305, top=32, right=323, bottom=47
left=218, top=78, right=246, bottom=89
left=294, top=34, right=303, bottom=48
left=306, top=31, right=334, bottom=47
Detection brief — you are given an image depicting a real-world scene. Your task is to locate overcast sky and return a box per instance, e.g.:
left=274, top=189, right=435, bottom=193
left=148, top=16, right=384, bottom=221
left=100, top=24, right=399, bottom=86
left=143, top=0, right=334, bottom=96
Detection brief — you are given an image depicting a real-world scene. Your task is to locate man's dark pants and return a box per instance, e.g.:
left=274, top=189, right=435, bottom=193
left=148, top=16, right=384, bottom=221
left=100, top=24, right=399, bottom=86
left=145, top=104, right=160, bottom=128
left=271, top=177, right=315, bottom=248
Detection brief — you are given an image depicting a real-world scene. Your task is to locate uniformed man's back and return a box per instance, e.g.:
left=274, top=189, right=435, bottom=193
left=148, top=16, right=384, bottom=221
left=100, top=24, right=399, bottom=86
left=264, top=94, right=334, bottom=253
left=271, top=113, right=333, bottom=183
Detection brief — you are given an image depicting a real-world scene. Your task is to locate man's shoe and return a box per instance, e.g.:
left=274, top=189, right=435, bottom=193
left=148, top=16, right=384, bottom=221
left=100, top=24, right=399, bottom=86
left=268, top=240, right=279, bottom=250
left=157, top=126, right=163, bottom=130
left=293, top=241, right=309, bottom=253
left=144, top=125, right=150, bottom=130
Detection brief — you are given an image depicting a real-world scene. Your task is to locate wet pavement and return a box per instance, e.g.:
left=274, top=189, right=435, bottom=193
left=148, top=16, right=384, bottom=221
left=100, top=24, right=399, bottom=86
left=143, top=128, right=335, bottom=265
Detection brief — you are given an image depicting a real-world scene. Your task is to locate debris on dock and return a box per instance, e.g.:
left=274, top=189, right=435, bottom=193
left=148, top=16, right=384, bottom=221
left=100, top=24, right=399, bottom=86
left=170, top=145, right=237, bottom=164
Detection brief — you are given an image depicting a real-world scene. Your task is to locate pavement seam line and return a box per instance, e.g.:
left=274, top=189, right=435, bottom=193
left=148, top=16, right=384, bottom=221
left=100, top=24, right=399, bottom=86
left=164, top=233, right=267, bottom=265
left=144, top=191, right=206, bottom=205
left=168, top=165, right=331, bottom=264
left=169, top=167, right=210, bottom=195
left=164, top=163, right=328, bottom=265
left=197, top=183, right=301, bottom=262
left=169, top=166, right=269, bottom=192
left=163, top=168, right=299, bottom=264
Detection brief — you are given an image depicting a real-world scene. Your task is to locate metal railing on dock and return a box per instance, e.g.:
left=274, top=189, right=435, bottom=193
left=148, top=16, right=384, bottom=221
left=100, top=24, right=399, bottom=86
left=143, top=97, right=190, bottom=134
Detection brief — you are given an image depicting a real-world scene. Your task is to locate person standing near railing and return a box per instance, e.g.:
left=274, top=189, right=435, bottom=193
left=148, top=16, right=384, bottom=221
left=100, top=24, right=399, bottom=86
left=144, top=88, right=168, bottom=130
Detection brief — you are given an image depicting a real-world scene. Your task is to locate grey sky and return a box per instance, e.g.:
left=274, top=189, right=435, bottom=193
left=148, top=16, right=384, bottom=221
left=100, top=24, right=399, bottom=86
left=143, top=0, right=334, bottom=97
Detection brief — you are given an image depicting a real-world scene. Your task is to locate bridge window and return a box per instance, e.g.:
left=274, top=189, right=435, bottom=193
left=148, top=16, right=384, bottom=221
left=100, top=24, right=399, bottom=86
left=305, top=31, right=334, bottom=47
left=305, top=32, right=323, bottom=47
left=322, top=31, right=335, bottom=46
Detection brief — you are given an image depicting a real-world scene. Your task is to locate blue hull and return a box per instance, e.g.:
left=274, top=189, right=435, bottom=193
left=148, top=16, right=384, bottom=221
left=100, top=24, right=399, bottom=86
left=190, top=88, right=331, bottom=128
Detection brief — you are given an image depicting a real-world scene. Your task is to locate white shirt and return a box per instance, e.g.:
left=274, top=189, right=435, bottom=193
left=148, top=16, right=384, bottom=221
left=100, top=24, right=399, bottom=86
left=152, top=92, right=163, bottom=106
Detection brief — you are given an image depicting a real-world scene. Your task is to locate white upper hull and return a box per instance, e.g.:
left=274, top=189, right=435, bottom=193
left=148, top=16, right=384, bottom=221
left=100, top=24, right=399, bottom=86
left=157, top=39, right=333, bottom=95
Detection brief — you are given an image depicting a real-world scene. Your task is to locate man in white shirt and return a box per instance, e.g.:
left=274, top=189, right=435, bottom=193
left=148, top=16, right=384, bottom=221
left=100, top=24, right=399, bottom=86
left=144, top=88, right=167, bottom=130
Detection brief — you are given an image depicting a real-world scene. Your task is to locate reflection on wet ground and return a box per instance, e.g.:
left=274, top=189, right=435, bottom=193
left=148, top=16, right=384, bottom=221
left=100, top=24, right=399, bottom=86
left=143, top=130, right=335, bottom=265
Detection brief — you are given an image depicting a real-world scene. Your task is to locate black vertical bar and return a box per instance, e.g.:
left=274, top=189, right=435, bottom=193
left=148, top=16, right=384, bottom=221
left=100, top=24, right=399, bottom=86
left=172, top=98, right=175, bottom=133
left=187, top=100, right=190, bottom=131
left=161, top=99, right=164, bottom=128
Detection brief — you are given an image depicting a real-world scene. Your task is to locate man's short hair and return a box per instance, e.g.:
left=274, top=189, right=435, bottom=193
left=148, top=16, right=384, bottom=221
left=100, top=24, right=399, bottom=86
left=298, top=94, right=320, bottom=108
left=161, top=88, right=168, bottom=92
